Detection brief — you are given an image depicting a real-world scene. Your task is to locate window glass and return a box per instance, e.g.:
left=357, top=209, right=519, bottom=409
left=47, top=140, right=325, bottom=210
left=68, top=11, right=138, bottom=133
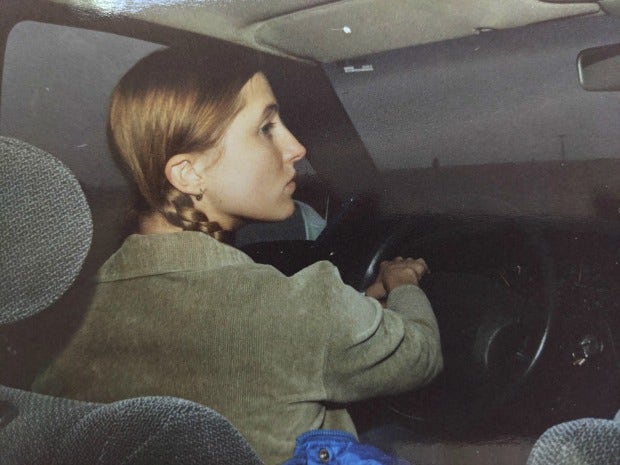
left=0, top=21, right=162, bottom=189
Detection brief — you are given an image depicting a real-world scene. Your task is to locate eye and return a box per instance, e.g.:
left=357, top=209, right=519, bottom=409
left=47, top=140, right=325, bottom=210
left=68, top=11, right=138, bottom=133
left=260, top=121, right=276, bottom=138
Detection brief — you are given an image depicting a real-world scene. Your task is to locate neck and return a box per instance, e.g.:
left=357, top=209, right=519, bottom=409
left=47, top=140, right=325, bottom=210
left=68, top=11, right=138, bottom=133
left=137, top=210, right=183, bottom=235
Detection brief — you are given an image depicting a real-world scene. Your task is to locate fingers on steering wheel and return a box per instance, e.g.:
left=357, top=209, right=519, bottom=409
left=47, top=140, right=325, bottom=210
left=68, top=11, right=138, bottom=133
left=382, top=256, right=429, bottom=279
left=412, top=262, right=428, bottom=280
left=413, top=257, right=429, bottom=274
left=398, top=257, right=429, bottom=281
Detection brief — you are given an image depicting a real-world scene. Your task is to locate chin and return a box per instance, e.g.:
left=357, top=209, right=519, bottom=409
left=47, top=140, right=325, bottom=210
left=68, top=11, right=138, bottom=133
left=272, top=201, right=296, bottom=221
left=273, top=210, right=295, bottom=222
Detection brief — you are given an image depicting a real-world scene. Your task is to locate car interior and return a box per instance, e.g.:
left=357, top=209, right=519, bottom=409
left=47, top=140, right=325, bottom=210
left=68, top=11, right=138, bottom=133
left=1, top=0, right=620, bottom=464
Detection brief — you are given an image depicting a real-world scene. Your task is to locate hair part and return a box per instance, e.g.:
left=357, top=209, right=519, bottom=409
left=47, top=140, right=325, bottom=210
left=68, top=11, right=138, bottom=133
left=108, top=47, right=262, bottom=240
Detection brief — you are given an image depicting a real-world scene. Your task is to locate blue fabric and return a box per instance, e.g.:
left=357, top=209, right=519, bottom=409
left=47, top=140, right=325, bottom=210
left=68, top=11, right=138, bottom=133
left=283, top=430, right=411, bottom=465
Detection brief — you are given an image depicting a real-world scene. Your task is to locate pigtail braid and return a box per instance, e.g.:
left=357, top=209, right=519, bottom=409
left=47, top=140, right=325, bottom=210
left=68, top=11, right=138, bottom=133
left=163, top=190, right=231, bottom=242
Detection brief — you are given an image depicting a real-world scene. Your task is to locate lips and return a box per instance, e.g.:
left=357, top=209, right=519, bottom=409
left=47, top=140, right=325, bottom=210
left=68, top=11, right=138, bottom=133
left=285, top=175, right=297, bottom=193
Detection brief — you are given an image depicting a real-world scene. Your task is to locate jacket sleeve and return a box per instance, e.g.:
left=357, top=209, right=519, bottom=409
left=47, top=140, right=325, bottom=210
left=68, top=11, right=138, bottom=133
left=319, top=264, right=443, bottom=403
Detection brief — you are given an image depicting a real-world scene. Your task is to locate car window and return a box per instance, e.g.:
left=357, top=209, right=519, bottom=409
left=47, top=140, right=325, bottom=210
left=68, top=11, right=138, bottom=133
left=0, top=21, right=161, bottom=189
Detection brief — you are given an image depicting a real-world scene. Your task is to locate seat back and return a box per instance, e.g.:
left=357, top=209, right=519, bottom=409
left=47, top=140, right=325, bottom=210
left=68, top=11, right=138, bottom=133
left=527, top=415, right=620, bottom=465
left=0, top=136, right=263, bottom=465
left=0, top=137, right=92, bottom=325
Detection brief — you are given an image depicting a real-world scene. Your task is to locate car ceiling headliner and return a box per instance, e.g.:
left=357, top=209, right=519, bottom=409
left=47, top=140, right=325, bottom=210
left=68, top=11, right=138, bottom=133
left=49, top=0, right=602, bottom=62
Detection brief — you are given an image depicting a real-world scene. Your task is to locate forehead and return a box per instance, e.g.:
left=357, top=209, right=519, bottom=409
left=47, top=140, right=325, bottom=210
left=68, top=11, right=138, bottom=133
left=238, top=72, right=277, bottom=112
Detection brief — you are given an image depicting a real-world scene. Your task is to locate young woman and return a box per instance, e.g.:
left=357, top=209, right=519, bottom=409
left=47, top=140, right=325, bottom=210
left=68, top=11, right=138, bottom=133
left=32, top=48, right=442, bottom=465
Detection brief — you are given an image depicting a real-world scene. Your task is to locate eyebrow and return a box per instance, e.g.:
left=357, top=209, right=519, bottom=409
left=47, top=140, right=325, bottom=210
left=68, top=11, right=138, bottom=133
left=260, top=103, right=279, bottom=121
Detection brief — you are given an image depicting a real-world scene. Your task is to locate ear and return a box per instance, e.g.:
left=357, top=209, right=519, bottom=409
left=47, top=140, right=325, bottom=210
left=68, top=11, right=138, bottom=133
left=165, top=154, right=203, bottom=196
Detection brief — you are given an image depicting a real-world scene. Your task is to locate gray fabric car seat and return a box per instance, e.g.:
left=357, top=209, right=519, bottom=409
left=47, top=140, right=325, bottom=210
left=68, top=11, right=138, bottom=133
left=0, top=136, right=263, bottom=465
left=526, top=414, right=620, bottom=465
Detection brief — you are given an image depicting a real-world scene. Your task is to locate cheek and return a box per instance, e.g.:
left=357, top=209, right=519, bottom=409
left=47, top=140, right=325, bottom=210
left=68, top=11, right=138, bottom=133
left=214, top=160, right=273, bottom=205
left=232, top=152, right=281, bottom=191
left=207, top=142, right=287, bottom=212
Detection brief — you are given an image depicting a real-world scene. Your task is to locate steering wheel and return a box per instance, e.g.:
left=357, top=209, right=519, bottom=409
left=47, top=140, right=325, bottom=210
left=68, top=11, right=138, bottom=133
left=355, top=218, right=556, bottom=427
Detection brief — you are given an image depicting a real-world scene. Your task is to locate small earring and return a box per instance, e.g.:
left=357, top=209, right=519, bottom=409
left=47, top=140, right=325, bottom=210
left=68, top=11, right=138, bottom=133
left=195, top=189, right=204, bottom=201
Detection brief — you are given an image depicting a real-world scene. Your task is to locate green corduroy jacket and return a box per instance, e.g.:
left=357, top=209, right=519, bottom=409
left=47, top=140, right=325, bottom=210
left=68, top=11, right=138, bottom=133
left=33, top=231, right=442, bottom=465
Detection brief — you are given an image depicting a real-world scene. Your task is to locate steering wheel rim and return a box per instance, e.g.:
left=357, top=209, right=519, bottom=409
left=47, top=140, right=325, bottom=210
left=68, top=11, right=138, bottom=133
left=357, top=218, right=556, bottom=426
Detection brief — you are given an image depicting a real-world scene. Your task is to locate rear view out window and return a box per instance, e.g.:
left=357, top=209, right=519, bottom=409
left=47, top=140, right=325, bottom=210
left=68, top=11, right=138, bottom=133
left=0, top=21, right=162, bottom=191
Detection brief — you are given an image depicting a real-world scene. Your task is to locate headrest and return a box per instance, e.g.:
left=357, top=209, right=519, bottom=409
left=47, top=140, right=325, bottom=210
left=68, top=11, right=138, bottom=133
left=0, top=137, right=92, bottom=324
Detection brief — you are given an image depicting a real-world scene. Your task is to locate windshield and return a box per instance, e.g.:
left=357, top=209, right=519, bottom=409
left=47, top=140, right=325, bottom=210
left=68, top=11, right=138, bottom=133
left=324, top=15, right=620, bottom=219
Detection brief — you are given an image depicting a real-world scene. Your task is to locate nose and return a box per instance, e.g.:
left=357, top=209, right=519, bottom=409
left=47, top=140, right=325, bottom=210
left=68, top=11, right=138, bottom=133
left=281, top=127, right=306, bottom=163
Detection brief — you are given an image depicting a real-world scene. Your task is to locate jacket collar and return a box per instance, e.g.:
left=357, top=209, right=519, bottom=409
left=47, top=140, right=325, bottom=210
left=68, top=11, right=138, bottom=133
left=97, top=231, right=252, bottom=282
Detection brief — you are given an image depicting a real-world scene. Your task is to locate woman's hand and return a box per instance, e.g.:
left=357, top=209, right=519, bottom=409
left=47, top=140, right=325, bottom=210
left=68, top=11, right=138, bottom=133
left=365, top=257, right=429, bottom=300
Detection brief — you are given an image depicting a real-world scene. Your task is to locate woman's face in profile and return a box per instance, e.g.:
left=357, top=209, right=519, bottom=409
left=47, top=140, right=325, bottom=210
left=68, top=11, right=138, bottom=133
left=198, top=72, right=307, bottom=230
